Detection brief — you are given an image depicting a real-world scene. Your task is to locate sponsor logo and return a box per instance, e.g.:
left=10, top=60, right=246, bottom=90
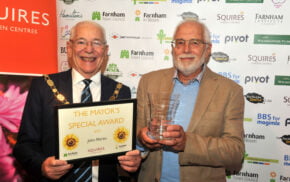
left=60, top=61, right=69, bottom=72
left=280, top=175, right=290, bottom=181
left=277, top=135, right=290, bottom=146
left=60, top=0, right=78, bottom=5
left=248, top=53, right=276, bottom=65
left=244, top=133, right=265, bottom=143
left=180, top=12, right=199, bottom=20
left=132, top=0, right=167, bottom=5
left=272, top=0, right=286, bottom=8
left=136, top=10, right=167, bottom=22
left=217, top=12, right=245, bottom=24
left=227, top=171, right=259, bottom=181
left=197, top=0, right=220, bottom=3
left=275, top=75, right=290, bottom=86
left=284, top=96, right=290, bottom=106
left=256, top=113, right=280, bottom=126
left=284, top=155, right=290, bottom=166
left=224, top=34, right=249, bottom=44
left=0, top=7, right=50, bottom=34
left=171, top=0, right=193, bottom=4
left=104, top=63, right=122, bottom=80
left=110, top=32, right=151, bottom=40
left=60, top=25, right=71, bottom=40
left=59, top=9, right=83, bottom=19
left=288, top=56, right=290, bottom=64
left=254, top=34, right=290, bottom=45
left=218, top=72, right=240, bottom=84
left=60, top=47, right=67, bottom=54
left=244, top=75, right=270, bottom=84
left=120, top=50, right=154, bottom=60
left=163, top=49, right=170, bottom=61
left=244, top=92, right=268, bottom=104
left=255, top=13, right=283, bottom=25
left=211, top=33, right=221, bottom=44
left=157, top=29, right=172, bottom=44
left=244, top=153, right=279, bottom=165
left=244, top=117, right=253, bottom=122
left=226, top=0, right=263, bottom=3
left=92, top=11, right=126, bottom=21
left=270, top=172, right=277, bottom=182
left=212, top=52, right=229, bottom=62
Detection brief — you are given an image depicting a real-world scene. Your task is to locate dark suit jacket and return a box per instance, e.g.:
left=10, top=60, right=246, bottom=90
left=13, top=69, right=131, bottom=182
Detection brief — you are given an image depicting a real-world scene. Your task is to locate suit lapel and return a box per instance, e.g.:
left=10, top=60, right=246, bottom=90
left=187, top=67, right=220, bottom=131
left=58, top=70, right=73, bottom=104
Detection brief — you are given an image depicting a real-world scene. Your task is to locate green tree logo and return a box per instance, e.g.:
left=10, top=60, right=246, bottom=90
left=92, top=11, right=101, bottom=20
left=107, top=64, right=119, bottom=72
left=157, top=29, right=166, bottom=44
left=120, top=50, right=130, bottom=58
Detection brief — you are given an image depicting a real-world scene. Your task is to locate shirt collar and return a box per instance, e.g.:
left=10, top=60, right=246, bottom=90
left=72, top=68, right=101, bottom=85
left=173, top=64, right=206, bottom=84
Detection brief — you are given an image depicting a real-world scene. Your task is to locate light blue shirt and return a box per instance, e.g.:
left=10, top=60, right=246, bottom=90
left=160, top=68, right=204, bottom=182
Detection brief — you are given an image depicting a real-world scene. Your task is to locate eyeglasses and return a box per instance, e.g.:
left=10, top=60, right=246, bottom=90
left=70, top=39, right=106, bottom=49
left=171, top=39, right=208, bottom=49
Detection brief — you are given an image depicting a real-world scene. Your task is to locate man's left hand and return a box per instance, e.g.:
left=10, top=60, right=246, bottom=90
left=118, top=150, right=141, bottom=172
left=159, top=125, right=186, bottom=151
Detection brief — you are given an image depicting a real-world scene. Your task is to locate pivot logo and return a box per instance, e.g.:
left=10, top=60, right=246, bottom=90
left=197, top=0, right=220, bottom=3
left=257, top=113, right=280, bottom=126
left=285, top=118, right=290, bottom=126
left=157, top=29, right=172, bottom=44
left=120, top=50, right=130, bottom=59
left=244, top=75, right=270, bottom=84
left=278, top=135, right=290, bottom=146
left=245, top=93, right=264, bottom=104
left=225, top=34, right=249, bottom=44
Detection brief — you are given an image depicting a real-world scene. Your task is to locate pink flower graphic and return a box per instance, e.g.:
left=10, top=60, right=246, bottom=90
left=0, top=85, right=28, bottom=182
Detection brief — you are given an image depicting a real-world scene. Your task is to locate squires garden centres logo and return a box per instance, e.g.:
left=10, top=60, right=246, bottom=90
left=0, top=6, right=50, bottom=34
left=63, top=134, right=79, bottom=150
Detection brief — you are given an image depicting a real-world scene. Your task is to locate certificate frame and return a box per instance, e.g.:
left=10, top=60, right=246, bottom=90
left=55, top=99, right=136, bottom=162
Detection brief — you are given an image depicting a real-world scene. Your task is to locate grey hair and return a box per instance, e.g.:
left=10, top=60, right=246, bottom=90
left=69, top=21, right=107, bottom=43
left=173, top=19, right=211, bottom=44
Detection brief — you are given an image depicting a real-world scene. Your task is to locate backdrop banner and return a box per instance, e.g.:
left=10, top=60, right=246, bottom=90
left=56, top=0, right=290, bottom=181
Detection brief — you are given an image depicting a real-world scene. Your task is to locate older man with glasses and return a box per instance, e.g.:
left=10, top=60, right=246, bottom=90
left=14, top=21, right=141, bottom=182
left=136, top=19, right=245, bottom=182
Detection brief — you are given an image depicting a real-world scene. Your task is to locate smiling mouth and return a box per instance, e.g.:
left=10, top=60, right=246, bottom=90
left=81, top=57, right=96, bottom=62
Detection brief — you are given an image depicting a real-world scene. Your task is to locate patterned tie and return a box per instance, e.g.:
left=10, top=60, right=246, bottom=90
left=81, top=79, right=92, bottom=103
left=73, top=79, right=93, bottom=181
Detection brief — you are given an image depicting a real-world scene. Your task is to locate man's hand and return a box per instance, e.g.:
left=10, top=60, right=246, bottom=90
left=138, top=127, right=164, bottom=149
left=159, top=125, right=186, bottom=151
left=118, top=150, right=141, bottom=172
left=41, top=156, right=73, bottom=180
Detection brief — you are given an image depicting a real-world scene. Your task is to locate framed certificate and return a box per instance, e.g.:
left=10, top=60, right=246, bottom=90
left=55, top=99, right=136, bottom=162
